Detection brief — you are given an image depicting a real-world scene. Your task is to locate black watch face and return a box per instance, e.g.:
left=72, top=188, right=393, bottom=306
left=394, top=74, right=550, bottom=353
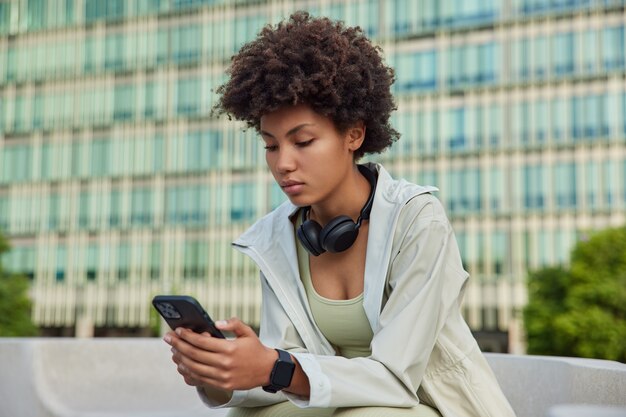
left=273, top=360, right=296, bottom=387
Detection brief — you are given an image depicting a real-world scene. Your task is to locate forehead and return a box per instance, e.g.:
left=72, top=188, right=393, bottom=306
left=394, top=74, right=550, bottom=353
left=260, top=104, right=333, bottom=132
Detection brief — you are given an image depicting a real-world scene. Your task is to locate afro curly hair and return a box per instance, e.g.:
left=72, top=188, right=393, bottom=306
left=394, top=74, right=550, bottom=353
left=213, top=11, right=399, bottom=159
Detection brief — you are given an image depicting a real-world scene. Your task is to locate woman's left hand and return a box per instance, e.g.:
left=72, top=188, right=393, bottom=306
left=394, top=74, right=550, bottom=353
left=164, top=318, right=277, bottom=391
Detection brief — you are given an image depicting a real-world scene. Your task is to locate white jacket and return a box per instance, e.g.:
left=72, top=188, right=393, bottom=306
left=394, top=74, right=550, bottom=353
left=199, top=163, right=516, bottom=417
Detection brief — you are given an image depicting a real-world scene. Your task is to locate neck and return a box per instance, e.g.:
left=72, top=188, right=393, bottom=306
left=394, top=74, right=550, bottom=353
left=309, top=165, right=372, bottom=226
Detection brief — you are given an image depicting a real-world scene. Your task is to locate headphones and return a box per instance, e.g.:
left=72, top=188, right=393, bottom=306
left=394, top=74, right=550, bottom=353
left=297, top=164, right=378, bottom=256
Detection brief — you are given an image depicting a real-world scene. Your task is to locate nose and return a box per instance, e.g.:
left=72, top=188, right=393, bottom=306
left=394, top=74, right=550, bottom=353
left=273, top=146, right=296, bottom=174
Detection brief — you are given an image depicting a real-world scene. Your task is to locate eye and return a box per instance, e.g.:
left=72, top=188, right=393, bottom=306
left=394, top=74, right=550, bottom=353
left=295, top=139, right=314, bottom=147
left=264, top=144, right=278, bottom=152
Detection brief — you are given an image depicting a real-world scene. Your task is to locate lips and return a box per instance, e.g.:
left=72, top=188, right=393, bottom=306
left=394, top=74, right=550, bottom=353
left=280, top=179, right=305, bottom=195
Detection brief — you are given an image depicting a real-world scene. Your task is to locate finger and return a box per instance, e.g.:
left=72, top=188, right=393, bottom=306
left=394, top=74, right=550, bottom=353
left=171, top=346, right=179, bottom=362
left=173, top=349, right=233, bottom=390
left=174, top=327, right=228, bottom=352
left=183, top=374, right=201, bottom=386
left=215, top=317, right=256, bottom=338
left=171, top=338, right=227, bottom=369
left=163, top=331, right=178, bottom=346
left=170, top=346, right=186, bottom=366
left=176, top=352, right=233, bottom=385
left=176, top=362, right=203, bottom=386
left=169, top=340, right=227, bottom=389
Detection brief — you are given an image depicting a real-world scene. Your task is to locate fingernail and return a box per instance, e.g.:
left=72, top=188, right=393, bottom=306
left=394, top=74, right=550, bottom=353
left=175, top=328, right=183, bottom=336
left=171, top=347, right=177, bottom=354
left=216, top=320, right=227, bottom=327
left=163, top=334, right=171, bottom=343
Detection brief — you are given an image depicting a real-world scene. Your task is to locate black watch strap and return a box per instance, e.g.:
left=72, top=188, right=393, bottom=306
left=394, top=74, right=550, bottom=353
left=262, top=349, right=296, bottom=393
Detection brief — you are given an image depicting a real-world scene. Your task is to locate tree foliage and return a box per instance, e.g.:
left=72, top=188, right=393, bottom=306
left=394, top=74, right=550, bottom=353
left=0, top=233, right=38, bottom=337
left=524, top=226, right=626, bottom=362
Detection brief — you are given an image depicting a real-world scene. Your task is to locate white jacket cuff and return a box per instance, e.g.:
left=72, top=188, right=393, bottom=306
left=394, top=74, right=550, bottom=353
left=285, top=352, right=332, bottom=408
left=197, top=386, right=247, bottom=408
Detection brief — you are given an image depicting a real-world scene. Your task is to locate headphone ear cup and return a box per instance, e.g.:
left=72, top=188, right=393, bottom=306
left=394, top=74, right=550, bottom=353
left=297, top=219, right=325, bottom=256
left=319, top=215, right=359, bottom=253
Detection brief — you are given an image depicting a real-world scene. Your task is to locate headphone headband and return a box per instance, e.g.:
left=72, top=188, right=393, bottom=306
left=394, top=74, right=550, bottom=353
left=355, top=164, right=377, bottom=224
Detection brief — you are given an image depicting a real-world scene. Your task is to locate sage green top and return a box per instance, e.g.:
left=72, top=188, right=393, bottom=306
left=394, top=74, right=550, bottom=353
left=295, top=216, right=373, bottom=359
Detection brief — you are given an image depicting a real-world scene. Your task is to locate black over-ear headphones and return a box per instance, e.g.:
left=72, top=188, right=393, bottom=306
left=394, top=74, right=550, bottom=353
left=297, top=164, right=378, bottom=256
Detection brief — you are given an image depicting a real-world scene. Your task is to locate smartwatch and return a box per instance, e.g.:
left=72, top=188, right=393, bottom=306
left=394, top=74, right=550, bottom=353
left=262, top=349, right=296, bottom=393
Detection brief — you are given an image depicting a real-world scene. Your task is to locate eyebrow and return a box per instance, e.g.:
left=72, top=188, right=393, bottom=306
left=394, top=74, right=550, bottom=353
left=260, top=123, right=314, bottom=139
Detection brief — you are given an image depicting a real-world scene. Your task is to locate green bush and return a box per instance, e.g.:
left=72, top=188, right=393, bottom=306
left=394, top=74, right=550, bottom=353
left=0, top=233, right=38, bottom=337
left=524, top=227, right=626, bottom=362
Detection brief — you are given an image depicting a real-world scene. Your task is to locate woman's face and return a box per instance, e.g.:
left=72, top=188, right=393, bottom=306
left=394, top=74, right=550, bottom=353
left=259, top=104, right=364, bottom=208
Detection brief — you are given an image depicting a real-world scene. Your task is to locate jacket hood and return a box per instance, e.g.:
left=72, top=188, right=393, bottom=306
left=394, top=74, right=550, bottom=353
left=233, top=163, right=437, bottom=250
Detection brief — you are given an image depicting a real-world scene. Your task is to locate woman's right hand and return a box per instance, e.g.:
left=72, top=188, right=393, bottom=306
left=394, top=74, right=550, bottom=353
left=163, top=319, right=277, bottom=392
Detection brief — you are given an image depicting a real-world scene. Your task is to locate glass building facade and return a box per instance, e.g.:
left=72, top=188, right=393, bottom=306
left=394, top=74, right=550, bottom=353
left=0, top=0, right=625, bottom=346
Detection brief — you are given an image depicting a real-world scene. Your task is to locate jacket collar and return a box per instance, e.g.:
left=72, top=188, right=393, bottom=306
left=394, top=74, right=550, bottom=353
left=233, top=163, right=437, bottom=338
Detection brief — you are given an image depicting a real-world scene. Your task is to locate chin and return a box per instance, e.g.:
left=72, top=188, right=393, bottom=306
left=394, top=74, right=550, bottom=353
left=285, top=195, right=313, bottom=208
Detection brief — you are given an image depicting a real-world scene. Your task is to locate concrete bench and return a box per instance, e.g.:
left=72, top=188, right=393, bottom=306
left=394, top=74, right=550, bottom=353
left=487, top=353, right=626, bottom=417
left=0, top=338, right=223, bottom=417
left=1, top=338, right=625, bottom=417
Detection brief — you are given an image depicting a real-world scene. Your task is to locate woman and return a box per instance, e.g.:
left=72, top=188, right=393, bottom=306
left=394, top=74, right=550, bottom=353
left=164, top=11, right=516, bottom=417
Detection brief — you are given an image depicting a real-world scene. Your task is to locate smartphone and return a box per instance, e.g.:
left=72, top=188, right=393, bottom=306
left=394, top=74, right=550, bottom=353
left=152, top=295, right=225, bottom=339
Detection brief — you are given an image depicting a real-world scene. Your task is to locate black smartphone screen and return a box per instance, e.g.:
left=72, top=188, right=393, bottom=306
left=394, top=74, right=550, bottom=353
left=152, top=295, right=225, bottom=339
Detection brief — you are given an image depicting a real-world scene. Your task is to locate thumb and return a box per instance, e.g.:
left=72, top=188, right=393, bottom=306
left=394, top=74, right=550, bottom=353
left=215, top=318, right=255, bottom=338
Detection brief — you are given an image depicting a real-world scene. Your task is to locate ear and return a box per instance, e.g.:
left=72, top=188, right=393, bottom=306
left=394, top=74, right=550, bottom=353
left=346, top=121, right=366, bottom=152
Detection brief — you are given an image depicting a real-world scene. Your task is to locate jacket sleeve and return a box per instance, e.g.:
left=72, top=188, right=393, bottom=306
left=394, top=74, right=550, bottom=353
left=284, top=195, right=470, bottom=408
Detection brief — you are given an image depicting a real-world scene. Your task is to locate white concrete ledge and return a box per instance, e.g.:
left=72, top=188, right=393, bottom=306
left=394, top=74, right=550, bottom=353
left=547, top=404, right=626, bottom=417
left=486, top=353, right=626, bottom=417
left=1, top=338, right=625, bottom=417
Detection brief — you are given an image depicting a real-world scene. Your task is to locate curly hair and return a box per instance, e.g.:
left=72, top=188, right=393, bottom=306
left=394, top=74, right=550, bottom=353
left=213, top=11, right=399, bottom=159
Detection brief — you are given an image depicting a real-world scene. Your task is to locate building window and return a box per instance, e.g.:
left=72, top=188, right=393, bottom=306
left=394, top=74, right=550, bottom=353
left=447, top=107, right=467, bottom=151
left=231, top=182, right=255, bottom=222
left=78, top=191, right=90, bottom=230
left=395, top=50, right=437, bottom=93
left=554, top=162, right=577, bottom=209
left=602, top=25, right=625, bottom=71
left=149, top=242, right=161, bottom=280
left=109, top=190, right=122, bottom=227
left=551, top=97, right=568, bottom=143
left=534, top=99, right=548, bottom=143
left=523, top=164, right=546, bottom=209
left=91, top=139, right=111, bottom=177
left=492, top=230, right=507, bottom=274
left=117, top=243, right=130, bottom=280
left=446, top=168, right=481, bottom=213
left=86, top=245, right=98, bottom=281
left=176, top=78, right=201, bottom=116
left=131, top=188, right=152, bottom=226
left=104, top=33, right=125, bottom=71
left=183, top=241, right=208, bottom=279
left=113, top=84, right=135, bottom=121
left=602, top=160, right=615, bottom=206
left=552, top=32, right=574, bottom=76
left=172, top=25, right=201, bottom=64
left=55, top=246, right=67, bottom=282
left=489, top=166, right=504, bottom=212
left=533, top=35, right=548, bottom=79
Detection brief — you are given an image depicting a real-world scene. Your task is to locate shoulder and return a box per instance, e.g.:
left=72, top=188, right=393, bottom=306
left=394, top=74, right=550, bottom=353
left=389, top=193, right=452, bottom=252
left=372, top=163, right=445, bottom=223
left=372, top=163, right=438, bottom=205
left=402, top=193, right=449, bottom=224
